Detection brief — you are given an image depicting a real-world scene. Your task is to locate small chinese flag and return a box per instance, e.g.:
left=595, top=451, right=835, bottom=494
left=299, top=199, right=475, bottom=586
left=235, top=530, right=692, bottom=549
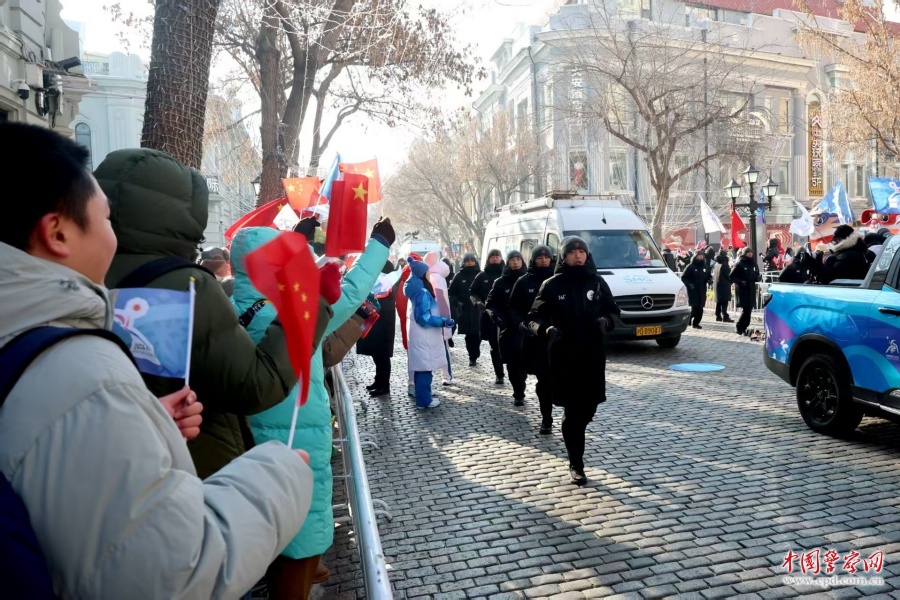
left=325, top=173, right=369, bottom=257
left=730, top=210, right=747, bottom=249
left=339, top=159, right=382, bottom=204
left=282, top=177, right=322, bottom=210
left=225, top=197, right=290, bottom=242
left=244, top=231, right=320, bottom=405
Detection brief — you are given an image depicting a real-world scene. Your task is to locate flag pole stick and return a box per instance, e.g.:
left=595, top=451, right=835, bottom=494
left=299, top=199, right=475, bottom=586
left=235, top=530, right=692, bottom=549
left=286, top=384, right=302, bottom=449
left=184, top=278, right=197, bottom=386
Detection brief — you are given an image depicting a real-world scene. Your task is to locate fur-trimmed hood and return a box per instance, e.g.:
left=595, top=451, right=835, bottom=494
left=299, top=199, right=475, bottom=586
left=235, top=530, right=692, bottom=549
left=831, top=231, right=866, bottom=254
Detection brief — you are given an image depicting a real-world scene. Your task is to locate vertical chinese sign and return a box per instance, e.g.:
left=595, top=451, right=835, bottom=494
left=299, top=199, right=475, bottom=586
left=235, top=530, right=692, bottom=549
left=808, top=101, right=824, bottom=197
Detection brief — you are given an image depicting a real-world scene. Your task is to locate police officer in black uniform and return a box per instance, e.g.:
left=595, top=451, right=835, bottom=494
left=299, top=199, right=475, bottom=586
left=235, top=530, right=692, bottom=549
left=509, top=245, right=557, bottom=432
left=527, top=236, right=620, bottom=485
left=469, top=249, right=505, bottom=383
left=485, top=250, right=527, bottom=405
left=448, top=252, right=482, bottom=366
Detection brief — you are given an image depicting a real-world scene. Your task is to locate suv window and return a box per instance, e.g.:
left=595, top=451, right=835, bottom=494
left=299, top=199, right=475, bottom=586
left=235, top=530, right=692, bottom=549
left=874, top=235, right=900, bottom=289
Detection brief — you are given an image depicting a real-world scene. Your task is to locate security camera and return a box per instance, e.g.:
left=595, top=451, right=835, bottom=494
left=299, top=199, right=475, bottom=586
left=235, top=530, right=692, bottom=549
left=14, top=80, right=29, bottom=100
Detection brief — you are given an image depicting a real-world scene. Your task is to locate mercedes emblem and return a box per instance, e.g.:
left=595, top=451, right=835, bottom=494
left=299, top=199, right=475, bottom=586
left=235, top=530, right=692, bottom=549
left=640, top=295, right=654, bottom=310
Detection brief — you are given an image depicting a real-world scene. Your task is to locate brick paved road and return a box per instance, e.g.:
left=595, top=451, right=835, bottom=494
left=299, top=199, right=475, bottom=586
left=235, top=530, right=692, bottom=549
left=320, top=321, right=900, bottom=599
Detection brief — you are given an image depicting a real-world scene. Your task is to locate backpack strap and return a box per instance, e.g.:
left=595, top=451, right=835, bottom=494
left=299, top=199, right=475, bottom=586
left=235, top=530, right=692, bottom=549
left=117, top=257, right=214, bottom=289
left=0, top=327, right=134, bottom=407
left=238, top=299, right=268, bottom=329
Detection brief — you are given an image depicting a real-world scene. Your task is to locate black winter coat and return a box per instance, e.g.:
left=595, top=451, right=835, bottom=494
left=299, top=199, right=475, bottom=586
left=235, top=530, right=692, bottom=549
left=714, top=261, right=732, bottom=302
left=731, top=256, right=761, bottom=308
left=663, top=251, right=677, bottom=271
left=485, top=265, right=527, bottom=363
left=470, top=264, right=504, bottom=341
left=508, top=265, right=555, bottom=375
left=820, top=233, right=870, bottom=284
left=448, top=265, right=481, bottom=335
left=356, top=283, right=397, bottom=359
left=527, top=262, right=620, bottom=407
left=681, top=260, right=712, bottom=307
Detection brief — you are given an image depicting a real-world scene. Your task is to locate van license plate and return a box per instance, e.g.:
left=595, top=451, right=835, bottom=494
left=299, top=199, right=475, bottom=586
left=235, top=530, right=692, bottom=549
left=636, top=326, right=662, bottom=336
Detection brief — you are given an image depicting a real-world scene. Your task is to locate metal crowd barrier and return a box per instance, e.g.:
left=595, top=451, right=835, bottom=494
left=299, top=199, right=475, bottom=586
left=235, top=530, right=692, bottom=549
left=330, top=362, right=394, bottom=599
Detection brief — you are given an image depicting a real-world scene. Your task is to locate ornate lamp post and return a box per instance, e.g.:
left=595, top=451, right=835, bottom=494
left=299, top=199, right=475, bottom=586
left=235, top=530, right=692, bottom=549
left=724, top=165, right=778, bottom=259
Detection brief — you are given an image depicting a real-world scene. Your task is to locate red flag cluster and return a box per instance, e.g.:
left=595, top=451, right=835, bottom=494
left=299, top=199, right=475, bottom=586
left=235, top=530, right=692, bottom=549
left=244, top=232, right=320, bottom=405
left=225, top=158, right=383, bottom=253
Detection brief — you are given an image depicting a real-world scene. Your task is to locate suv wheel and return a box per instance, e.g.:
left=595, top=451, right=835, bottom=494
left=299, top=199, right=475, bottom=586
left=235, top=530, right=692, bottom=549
left=656, top=335, right=680, bottom=349
left=796, top=353, right=863, bottom=436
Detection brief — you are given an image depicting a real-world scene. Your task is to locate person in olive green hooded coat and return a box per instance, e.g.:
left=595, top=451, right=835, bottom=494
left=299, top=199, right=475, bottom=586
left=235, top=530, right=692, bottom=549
left=96, top=148, right=302, bottom=478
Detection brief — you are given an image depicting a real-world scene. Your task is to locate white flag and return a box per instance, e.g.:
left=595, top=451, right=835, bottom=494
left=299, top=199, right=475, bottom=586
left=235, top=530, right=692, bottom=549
left=790, top=200, right=815, bottom=236
left=699, top=197, right=725, bottom=233
left=273, top=203, right=300, bottom=231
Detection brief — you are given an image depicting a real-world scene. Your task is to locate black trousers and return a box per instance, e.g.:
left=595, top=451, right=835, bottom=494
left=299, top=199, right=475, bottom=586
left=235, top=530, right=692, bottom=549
left=737, top=305, right=753, bottom=332
left=562, top=402, right=598, bottom=471
left=535, top=373, right=553, bottom=424
left=507, top=361, right=527, bottom=399
left=465, top=332, right=481, bottom=361
left=372, top=355, right=391, bottom=388
left=488, top=337, right=504, bottom=379
left=715, top=301, right=730, bottom=319
left=690, top=305, right=704, bottom=327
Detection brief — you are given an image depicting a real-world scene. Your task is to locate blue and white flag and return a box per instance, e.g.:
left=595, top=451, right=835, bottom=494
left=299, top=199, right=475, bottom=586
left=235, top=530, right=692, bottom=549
left=814, top=181, right=855, bottom=224
left=110, top=283, right=196, bottom=380
left=789, top=200, right=815, bottom=237
left=699, top=197, right=725, bottom=233
left=756, top=186, right=766, bottom=224
left=319, top=152, right=342, bottom=201
left=869, top=177, right=900, bottom=214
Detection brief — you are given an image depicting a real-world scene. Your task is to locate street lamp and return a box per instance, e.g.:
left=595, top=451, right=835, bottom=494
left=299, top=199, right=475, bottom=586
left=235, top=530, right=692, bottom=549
left=251, top=174, right=261, bottom=198
left=723, top=165, right=778, bottom=260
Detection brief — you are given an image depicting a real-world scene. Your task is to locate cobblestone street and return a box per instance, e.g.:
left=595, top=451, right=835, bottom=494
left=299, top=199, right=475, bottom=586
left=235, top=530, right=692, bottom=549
left=322, top=321, right=900, bottom=599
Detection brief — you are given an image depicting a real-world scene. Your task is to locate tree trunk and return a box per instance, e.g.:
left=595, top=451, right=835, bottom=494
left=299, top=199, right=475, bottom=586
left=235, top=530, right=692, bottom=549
left=255, top=9, right=282, bottom=206
left=651, top=183, right=670, bottom=244
left=142, top=0, right=221, bottom=169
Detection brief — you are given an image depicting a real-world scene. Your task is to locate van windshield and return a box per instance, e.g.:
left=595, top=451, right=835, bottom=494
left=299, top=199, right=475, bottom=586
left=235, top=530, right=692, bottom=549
left=563, top=230, right=665, bottom=269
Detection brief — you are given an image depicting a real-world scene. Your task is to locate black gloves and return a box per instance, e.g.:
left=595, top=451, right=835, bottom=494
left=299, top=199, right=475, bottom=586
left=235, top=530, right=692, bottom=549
left=294, top=216, right=320, bottom=242
left=370, top=217, right=396, bottom=246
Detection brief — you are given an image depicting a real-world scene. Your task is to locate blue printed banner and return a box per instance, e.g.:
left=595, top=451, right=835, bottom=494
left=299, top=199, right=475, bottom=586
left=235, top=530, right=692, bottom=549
left=869, top=177, right=900, bottom=214
left=813, top=181, right=855, bottom=224
left=110, top=287, right=193, bottom=379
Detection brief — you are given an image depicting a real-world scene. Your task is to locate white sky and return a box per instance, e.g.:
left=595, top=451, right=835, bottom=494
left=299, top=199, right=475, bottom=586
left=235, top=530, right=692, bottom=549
left=60, top=0, right=900, bottom=176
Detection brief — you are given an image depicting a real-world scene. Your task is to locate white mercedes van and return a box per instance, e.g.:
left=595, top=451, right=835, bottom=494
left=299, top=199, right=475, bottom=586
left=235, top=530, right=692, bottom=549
left=480, top=195, right=690, bottom=347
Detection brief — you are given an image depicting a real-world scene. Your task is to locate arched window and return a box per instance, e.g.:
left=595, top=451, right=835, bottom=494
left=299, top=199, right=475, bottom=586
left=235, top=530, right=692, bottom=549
left=74, top=123, right=93, bottom=170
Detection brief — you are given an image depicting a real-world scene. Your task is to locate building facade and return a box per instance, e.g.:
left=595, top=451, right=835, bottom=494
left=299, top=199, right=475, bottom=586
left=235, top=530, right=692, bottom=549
left=0, top=0, right=90, bottom=131
left=474, top=0, right=891, bottom=248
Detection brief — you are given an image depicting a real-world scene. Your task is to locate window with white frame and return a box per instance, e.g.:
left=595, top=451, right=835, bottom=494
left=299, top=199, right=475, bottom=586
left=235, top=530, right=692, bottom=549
left=75, top=123, right=93, bottom=170
left=609, top=150, right=628, bottom=191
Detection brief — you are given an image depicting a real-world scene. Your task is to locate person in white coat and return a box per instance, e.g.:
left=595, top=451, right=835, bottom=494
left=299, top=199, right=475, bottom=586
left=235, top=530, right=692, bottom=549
left=425, top=251, right=454, bottom=385
left=404, top=257, right=454, bottom=409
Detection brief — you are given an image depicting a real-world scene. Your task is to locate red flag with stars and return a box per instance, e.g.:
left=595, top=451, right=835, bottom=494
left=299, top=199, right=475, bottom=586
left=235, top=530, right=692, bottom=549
left=244, top=231, right=320, bottom=405
left=325, top=173, right=369, bottom=257
left=339, top=159, right=382, bottom=204
left=282, top=177, right=322, bottom=210
left=224, top=197, right=292, bottom=243
left=730, top=210, right=747, bottom=249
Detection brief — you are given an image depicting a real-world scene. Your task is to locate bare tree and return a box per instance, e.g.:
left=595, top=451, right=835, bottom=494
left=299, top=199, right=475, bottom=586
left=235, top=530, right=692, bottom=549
left=386, top=110, right=545, bottom=249
left=795, top=0, right=900, bottom=163
left=141, top=0, right=222, bottom=168
left=545, top=1, right=759, bottom=241
left=214, top=0, right=482, bottom=205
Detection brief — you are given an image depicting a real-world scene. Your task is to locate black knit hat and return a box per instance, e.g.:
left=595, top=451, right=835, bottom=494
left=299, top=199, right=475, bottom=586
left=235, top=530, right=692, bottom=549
left=560, top=236, right=589, bottom=256
left=463, top=252, right=478, bottom=263
left=833, top=224, right=855, bottom=242
left=506, top=250, right=524, bottom=264
left=531, top=245, right=553, bottom=261
left=487, top=249, right=503, bottom=260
